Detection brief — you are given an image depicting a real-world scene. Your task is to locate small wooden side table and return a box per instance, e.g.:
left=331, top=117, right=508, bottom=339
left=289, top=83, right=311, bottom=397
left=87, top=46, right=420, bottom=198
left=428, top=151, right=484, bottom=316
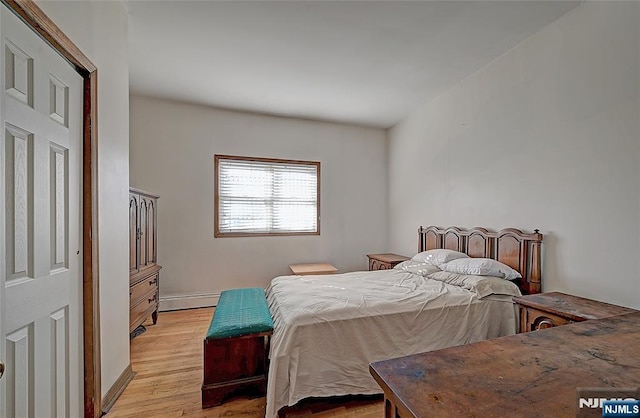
left=367, top=253, right=410, bottom=271
left=289, top=263, right=338, bottom=276
left=513, top=291, right=636, bottom=333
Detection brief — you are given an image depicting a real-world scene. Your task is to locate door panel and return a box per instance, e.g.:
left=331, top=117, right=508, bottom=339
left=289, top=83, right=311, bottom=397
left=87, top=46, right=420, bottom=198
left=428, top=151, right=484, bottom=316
left=5, top=324, right=33, bottom=418
left=0, top=5, right=82, bottom=417
left=50, top=144, right=68, bottom=272
left=50, top=307, right=69, bottom=418
left=4, top=124, right=33, bottom=284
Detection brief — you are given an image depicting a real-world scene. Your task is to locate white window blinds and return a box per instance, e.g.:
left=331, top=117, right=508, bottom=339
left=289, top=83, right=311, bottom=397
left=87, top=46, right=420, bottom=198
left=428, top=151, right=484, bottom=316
left=216, top=156, right=320, bottom=235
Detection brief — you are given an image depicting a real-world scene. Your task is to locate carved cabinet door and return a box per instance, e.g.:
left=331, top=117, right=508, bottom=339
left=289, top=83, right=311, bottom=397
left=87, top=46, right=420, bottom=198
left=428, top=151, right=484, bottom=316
left=138, top=196, right=148, bottom=269
left=129, top=193, right=140, bottom=275
left=146, top=198, right=156, bottom=266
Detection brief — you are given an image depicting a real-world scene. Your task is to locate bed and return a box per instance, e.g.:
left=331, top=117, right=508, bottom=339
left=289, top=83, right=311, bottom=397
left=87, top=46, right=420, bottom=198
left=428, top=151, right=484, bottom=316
left=265, top=226, right=543, bottom=417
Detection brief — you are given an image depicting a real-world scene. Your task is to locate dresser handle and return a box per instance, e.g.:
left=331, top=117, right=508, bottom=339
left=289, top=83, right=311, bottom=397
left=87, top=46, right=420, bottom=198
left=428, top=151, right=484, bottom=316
left=148, top=295, right=157, bottom=303
left=149, top=278, right=157, bottom=286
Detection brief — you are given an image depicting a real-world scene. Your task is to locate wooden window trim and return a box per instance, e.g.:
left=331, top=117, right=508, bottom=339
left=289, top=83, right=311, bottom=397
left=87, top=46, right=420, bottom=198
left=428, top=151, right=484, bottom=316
left=214, top=154, right=321, bottom=237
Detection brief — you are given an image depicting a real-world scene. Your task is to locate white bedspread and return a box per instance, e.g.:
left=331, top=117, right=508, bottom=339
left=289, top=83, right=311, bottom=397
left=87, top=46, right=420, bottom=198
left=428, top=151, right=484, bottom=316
left=265, top=269, right=519, bottom=417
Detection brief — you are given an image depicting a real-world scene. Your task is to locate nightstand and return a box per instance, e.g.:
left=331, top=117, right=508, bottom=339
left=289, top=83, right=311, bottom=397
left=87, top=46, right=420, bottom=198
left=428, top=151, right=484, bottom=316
left=367, top=253, right=410, bottom=271
left=512, top=291, right=636, bottom=333
left=289, top=263, right=338, bottom=276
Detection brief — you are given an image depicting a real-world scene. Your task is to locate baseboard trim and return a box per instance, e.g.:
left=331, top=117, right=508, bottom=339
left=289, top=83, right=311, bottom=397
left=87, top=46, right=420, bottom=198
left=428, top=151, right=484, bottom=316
left=159, top=292, right=220, bottom=311
left=102, top=364, right=134, bottom=414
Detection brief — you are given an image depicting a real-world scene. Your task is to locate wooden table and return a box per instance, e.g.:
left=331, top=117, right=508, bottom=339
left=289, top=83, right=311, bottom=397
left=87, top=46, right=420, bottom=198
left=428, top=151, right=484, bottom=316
left=370, top=312, right=640, bottom=418
left=289, top=263, right=338, bottom=275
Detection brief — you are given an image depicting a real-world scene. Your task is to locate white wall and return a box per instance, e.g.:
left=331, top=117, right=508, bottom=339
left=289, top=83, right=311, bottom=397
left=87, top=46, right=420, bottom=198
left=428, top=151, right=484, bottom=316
left=389, top=2, right=640, bottom=309
left=130, top=96, right=388, bottom=309
left=36, top=0, right=131, bottom=398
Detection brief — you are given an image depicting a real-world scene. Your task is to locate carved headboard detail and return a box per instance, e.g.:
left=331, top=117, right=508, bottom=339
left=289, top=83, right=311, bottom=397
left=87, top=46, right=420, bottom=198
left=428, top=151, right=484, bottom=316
left=418, top=226, right=543, bottom=295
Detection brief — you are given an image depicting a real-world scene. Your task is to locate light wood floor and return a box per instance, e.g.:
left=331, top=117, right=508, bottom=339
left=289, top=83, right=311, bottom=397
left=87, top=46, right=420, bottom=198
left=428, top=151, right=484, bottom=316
left=106, top=308, right=383, bottom=418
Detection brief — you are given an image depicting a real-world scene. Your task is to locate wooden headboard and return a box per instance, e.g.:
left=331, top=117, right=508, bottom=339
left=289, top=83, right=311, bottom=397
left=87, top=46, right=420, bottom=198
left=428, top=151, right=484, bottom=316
left=418, top=226, right=543, bottom=295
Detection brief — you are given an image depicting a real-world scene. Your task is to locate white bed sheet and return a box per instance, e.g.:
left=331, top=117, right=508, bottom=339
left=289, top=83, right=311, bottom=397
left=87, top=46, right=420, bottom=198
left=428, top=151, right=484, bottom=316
left=265, top=269, right=519, bottom=417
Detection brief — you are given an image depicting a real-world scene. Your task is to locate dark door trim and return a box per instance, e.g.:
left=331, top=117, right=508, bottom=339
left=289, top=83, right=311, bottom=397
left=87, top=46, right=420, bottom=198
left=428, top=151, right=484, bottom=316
left=2, top=1, right=101, bottom=417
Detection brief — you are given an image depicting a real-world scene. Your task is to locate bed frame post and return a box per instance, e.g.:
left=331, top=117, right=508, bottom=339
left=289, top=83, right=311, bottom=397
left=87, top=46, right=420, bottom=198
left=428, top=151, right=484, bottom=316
left=529, top=229, right=542, bottom=294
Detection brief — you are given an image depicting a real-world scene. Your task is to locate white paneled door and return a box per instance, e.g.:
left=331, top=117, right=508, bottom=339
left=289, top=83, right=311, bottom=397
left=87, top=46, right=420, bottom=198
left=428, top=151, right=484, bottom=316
left=0, top=5, right=83, bottom=418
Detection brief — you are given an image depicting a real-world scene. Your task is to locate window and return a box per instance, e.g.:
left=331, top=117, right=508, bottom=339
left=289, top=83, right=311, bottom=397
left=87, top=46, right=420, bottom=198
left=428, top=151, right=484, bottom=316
left=215, top=155, right=320, bottom=237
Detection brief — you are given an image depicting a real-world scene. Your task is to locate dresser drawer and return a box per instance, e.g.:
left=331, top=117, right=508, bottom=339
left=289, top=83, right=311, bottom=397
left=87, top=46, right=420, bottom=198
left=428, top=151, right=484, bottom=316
left=519, top=306, right=572, bottom=333
left=130, top=290, right=158, bottom=332
left=130, top=273, right=159, bottom=307
left=369, top=259, right=392, bottom=270
left=514, top=292, right=638, bottom=334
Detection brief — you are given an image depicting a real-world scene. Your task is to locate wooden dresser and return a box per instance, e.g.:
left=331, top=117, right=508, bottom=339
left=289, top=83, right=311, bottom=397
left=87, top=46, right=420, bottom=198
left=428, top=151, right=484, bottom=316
left=367, top=253, right=410, bottom=271
left=129, top=188, right=161, bottom=337
left=513, top=291, right=636, bottom=333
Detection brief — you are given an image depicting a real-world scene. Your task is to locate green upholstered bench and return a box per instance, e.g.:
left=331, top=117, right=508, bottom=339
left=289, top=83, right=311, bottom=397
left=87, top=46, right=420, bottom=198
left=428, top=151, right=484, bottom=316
left=201, top=288, right=274, bottom=408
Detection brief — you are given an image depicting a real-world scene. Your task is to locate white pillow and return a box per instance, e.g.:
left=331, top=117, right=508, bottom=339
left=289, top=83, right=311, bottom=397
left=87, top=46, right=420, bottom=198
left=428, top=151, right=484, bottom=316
left=393, top=260, right=441, bottom=276
left=441, top=258, right=521, bottom=281
left=412, top=249, right=468, bottom=267
left=427, top=271, right=522, bottom=299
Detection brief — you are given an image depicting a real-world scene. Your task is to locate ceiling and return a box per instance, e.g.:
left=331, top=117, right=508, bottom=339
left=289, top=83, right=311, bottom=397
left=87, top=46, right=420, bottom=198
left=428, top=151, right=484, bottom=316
left=125, top=1, right=580, bottom=129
